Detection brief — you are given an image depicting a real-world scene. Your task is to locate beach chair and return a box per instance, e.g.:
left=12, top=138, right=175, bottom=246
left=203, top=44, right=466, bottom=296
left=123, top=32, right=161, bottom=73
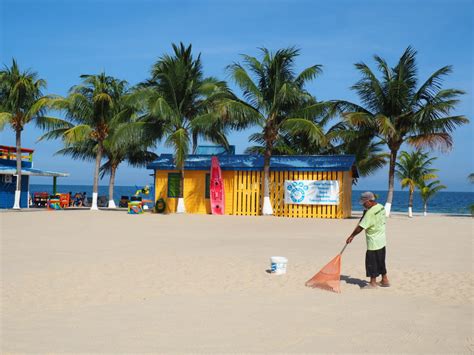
left=119, top=196, right=129, bottom=208
left=33, top=192, right=49, bottom=207
left=98, top=195, right=108, bottom=207
left=59, top=193, right=70, bottom=208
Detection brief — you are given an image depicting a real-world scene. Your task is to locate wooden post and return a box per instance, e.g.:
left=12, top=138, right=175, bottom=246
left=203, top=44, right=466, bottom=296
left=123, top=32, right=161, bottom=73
left=53, top=176, right=57, bottom=195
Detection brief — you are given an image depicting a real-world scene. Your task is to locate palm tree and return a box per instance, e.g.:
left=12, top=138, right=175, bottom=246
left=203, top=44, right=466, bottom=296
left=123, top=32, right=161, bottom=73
left=40, top=73, right=130, bottom=210
left=417, top=179, right=446, bottom=216
left=0, top=59, right=57, bottom=209
left=225, top=47, right=326, bottom=215
left=395, top=150, right=437, bottom=217
left=56, top=123, right=157, bottom=208
left=134, top=43, right=232, bottom=213
left=101, top=130, right=157, bottom=208
left=332, top=46, right=468, bottom=216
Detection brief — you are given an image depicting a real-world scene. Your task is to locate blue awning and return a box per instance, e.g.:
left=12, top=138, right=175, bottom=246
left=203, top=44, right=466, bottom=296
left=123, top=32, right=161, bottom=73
left=147, top=154, right=356, bottom=172
left=0, top=166, right=69, bottom=177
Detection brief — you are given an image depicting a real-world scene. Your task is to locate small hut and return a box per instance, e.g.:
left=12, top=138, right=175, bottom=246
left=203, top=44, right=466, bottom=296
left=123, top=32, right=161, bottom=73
left=0, top=145, right=69, bottom=208
left=147, top=146, right=356, bottom=218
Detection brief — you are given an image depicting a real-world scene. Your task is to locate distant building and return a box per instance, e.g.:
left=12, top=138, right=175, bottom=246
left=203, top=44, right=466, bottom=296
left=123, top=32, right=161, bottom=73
left=147, top=146, right=357, bottom=218
left=0, top=145, right=69, bottom=208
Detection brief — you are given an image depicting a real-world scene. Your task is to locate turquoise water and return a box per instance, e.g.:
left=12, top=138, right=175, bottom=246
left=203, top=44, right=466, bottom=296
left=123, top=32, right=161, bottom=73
left=29, top=184, right=473, bottom=214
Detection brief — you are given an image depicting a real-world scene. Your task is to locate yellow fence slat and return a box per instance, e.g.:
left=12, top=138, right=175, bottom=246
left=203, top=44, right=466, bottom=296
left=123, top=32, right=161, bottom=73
left=337, top=171, right=343, bottom=218
left=247, top=171, right=251, bottom=215
left=269, top=170, right=274, bottom=212
left=252, top=171, right=257, bottom=215
left=244, top=171, right=248, bottom=215
left=235, top=171, right=239, bottom=215
left=244, top=171, right=248, bottom=216
left=278, top=171, right=283, bottom=216
left=249, top=171, right=254, bottom=215
left=237, top=171, right=240, bottom=216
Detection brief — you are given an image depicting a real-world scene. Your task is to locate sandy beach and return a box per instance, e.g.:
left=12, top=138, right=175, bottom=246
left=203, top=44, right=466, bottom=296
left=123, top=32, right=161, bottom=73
left=1, top=210, right=472, bottom=353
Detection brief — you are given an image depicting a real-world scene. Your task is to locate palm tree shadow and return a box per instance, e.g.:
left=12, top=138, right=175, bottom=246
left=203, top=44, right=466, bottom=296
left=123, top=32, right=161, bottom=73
left=340, top=275, right=368, bottom=288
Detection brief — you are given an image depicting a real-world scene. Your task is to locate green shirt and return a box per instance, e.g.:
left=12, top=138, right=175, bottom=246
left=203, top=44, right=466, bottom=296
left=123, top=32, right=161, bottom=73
left=359, top=203, right=386, bottom=251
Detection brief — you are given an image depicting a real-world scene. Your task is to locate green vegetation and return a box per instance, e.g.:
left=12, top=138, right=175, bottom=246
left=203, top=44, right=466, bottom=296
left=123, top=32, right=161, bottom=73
left=0, top=60, right=56, bottom=209
left=224, top=47, right=326, bottom=214
left=48, top=78, right=157, bottom=208
left=331, top=46, right=468, bottom=216
left=395, top=150, right=438, bottom=217
left=1, top=45, right=469, bottom=213
left=418, top=179, right=446, bottom=216
left=39, top=73, right=135, bottom=210
left=130, top=43, right=233, bottom=212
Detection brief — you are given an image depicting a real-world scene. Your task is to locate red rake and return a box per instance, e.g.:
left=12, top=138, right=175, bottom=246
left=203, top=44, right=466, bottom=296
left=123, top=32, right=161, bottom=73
left=305, top=244, right=348, bottom=293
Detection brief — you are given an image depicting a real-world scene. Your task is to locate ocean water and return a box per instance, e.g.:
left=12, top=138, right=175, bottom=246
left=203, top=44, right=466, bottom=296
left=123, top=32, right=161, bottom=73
left=29, top=184, right=473, bottom=215
left=352, top=190, right=473, bottom=215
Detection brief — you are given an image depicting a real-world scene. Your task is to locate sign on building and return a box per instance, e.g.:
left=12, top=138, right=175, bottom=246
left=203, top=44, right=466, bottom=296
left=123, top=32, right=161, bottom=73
left=284, top=180, right=339, bottom=205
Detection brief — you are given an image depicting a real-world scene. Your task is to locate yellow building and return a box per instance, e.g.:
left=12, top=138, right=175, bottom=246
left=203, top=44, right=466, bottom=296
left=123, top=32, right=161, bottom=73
left=147, top=147, right=356, bottom=218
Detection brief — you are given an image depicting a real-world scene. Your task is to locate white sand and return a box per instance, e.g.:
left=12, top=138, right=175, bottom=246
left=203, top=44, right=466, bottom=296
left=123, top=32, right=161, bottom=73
left=1, top=210, right=473, bottom=353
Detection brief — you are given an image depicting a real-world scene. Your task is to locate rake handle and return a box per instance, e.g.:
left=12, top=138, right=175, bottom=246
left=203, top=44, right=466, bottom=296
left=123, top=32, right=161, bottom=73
left=339, top=243, right=348, bottom=255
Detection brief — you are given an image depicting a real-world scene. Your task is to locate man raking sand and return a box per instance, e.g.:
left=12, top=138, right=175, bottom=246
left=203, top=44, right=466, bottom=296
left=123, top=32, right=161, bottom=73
left=346, top=191, right=390, bottom=288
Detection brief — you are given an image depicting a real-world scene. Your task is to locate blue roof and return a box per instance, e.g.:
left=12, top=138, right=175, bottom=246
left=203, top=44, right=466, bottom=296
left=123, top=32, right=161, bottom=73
left=147, top=154, right=356, bottom=172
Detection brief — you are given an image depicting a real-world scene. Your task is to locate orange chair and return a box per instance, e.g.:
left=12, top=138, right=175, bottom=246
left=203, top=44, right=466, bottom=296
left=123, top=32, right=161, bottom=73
left=59, top=193, right=70, bottom=209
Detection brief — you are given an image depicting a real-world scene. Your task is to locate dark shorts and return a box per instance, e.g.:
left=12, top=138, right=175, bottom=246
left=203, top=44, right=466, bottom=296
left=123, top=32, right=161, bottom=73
left=365, top=247, right=387, bottom=277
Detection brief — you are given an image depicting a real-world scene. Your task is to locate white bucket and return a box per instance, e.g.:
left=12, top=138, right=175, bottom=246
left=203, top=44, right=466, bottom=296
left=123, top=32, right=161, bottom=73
left=270, top=256, right=288, bottom=275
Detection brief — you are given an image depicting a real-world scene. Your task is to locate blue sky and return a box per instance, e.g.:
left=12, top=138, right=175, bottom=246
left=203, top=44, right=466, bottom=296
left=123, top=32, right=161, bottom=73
left=1, top=0, right=473, bottom=191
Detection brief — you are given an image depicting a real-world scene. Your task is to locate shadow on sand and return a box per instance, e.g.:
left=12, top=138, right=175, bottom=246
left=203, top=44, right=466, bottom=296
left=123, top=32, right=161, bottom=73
left=340, top=275, right=368, bottom=288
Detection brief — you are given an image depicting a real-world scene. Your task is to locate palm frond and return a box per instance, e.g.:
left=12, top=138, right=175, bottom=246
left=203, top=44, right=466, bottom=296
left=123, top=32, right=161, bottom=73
left=0, top=112, right=12, bottom=130
left=63, top=125, right=93, bottom=144
left=165, top=128, right=190, bottom=169
left=280, top=118, right=326, bottom=146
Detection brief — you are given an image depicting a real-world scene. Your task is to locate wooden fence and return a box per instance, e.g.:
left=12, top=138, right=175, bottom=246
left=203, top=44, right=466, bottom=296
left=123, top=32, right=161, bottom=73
left=232, top=170, right=352, bottom=218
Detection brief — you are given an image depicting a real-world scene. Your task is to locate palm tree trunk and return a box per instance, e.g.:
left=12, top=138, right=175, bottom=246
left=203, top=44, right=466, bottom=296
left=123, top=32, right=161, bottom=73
left=91, top=142, right=103, bottom=210
left=13, top=129, right=22, bottom=209
left=192, top=131, right=198, bottom=154
left=408, top=188, right=414, bottom=218
left=262, top=147, right=273, bottom=215
left=176, top=168, right=186, bottom=213
left=107, top=164, right=117, bottom=208
left=423, top=202, right=427, bottom=216
left=384, top=148, right=398, bottom=217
